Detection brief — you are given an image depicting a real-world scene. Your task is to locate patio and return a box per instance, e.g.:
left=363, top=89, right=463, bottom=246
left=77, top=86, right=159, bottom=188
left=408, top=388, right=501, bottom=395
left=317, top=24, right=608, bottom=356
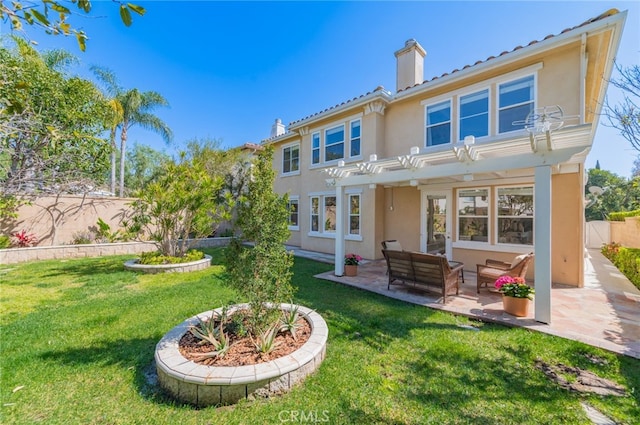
left=292, top=247, right=640, bottom=359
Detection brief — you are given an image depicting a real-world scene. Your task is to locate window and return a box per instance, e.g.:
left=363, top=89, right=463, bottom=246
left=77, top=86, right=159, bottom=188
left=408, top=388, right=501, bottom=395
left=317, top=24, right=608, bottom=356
left=310, top=197, right=319, bottom=232
left=459, top=89, right=489, bottom=140
left=497, top=186, right=533, bottom=245
left=348, top=194, right=360, bottom=235
left=325, top=125, right=344, bottom=162
left=282, top=144, right=299, bottom=174
left=350, top=120, right=361, bottom=157
left=498, top=75, right=534, bottom=133
left=426, top=100, right=451, bottom=146
left=287, top=198, right=299, bottom=229
left=324, top=196, right=336, bottom=232
left=458, top=188, right=489, bottom=242
left=311, top=132, right=320, bottom=165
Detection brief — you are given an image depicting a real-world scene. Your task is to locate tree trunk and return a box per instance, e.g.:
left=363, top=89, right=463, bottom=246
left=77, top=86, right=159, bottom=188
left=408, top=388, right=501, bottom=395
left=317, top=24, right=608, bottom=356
left=110, top=127, right=117, bottom=195
left=119, top=126, right=127, bottom=197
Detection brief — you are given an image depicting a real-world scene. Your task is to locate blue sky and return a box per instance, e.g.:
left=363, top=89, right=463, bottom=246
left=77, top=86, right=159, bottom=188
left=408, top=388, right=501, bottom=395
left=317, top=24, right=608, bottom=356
left=6, top=1, right=640, bottom=177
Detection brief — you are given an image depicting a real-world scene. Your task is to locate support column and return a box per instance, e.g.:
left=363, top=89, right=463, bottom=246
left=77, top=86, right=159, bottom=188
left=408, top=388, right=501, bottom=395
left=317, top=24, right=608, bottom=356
left=534, top=165, right=552, bottom=324
left=334, top=184, right=345, bottom=276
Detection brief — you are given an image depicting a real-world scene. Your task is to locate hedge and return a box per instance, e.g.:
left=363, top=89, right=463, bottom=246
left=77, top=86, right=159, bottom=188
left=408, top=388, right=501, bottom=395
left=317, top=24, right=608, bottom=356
left=601, top=242, right=640, bottom=290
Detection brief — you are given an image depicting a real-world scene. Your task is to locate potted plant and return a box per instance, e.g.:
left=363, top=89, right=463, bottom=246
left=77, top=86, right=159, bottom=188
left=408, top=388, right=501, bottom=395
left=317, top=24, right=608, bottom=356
left=494, top=276, right=534, bottom=317
left=344, top=253, right=362, bottom=277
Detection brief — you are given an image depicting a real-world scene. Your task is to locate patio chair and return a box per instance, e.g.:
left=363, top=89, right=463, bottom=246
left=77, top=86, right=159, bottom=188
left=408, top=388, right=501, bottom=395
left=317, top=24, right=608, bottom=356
left=476, top=252, right=534, bottom=293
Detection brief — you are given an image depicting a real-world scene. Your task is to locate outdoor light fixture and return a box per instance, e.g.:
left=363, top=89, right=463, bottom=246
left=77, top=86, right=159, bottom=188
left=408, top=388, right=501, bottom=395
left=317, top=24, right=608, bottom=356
left=369, top=154, right=378, bottom=162
left=410, top=179, right=418, bottom=186
left=464, top=135, right=475, bottom=146
left=410, top=146, right=420, bottom=155
left=337, top=160, right=345, bottom=167
left=463, top=174, right=474, bottom=182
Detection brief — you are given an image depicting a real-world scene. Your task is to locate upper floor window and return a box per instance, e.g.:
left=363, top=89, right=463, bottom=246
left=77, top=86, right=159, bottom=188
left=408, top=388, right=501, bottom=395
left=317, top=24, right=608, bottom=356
left=350, top=120, right=361, bottom=157
left=498, top=75, right=534, bottom=133
left=282, top=144, right=299, bottom=174
left=459, top=89, right=489, bottom=140
left=458, top=188, right=489, bottom=243
left=497, top=186, right=533, bottom=245
left=311, top=132, right=320, bottom=165
left=325, top=125, right=344, bottom=162
left=426, top=100, right=451, bottom=146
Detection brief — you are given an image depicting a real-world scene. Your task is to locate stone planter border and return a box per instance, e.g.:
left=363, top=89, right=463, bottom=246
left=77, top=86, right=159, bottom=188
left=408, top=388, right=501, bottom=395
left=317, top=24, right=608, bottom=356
left=124, top=255, right=212, bottom=274
left=155, top=303, right=328, bottom=406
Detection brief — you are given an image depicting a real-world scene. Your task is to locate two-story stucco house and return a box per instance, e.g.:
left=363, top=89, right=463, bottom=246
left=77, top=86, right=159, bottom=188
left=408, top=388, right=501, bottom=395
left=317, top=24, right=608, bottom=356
left=263, top=9, right=626, bottom=323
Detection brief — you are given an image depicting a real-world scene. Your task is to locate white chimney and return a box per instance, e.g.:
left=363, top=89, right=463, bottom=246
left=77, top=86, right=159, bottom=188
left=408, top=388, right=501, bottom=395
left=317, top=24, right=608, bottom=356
left=270, top=118, right=286, bottom=138
left=394, top=39, right=426, bottom=92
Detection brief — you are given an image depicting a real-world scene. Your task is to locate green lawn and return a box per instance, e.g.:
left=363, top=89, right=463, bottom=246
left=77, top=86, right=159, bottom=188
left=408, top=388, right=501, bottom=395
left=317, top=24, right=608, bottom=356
left=1, top=248, right=639, bottom=424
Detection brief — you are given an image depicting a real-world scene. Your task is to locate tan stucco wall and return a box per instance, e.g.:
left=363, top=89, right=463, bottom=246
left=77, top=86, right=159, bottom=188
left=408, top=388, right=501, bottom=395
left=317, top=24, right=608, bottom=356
left=551, top=172, right=584, bottom=286
left=610, top=217, right=640, bottom=248
left=4, top=195, right=137, bottom=246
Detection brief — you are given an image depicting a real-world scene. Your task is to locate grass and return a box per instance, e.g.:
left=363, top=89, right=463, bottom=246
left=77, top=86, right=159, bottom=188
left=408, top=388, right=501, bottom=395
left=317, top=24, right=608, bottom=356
left=1, top=248, right=639, bottom=424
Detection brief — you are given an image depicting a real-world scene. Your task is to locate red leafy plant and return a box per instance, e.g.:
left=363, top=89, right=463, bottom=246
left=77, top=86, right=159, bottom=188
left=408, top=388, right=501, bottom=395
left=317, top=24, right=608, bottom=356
left=13, top=230, right=38, bottom=247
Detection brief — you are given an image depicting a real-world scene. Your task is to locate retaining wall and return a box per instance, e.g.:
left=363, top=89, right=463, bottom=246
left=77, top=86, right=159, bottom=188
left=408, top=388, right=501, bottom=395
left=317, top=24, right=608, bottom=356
left=0, top=238, right=231, bottom=265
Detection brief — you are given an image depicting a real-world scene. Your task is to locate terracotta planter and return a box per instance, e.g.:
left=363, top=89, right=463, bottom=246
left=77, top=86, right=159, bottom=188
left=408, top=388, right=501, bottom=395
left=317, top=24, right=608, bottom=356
left=502, top=295, right=530, bottom=317
left=344, top=264, right=358, bottom=276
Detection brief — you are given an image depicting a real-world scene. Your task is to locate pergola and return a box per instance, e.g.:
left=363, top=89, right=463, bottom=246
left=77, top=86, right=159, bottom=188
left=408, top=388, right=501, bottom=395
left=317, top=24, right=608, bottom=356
left=324, top=122, right=594, bottom=324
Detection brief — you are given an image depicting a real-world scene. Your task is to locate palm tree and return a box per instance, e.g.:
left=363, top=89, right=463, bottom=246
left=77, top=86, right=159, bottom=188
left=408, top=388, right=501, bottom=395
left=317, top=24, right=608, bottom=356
left=116, top=88, right=172, bottom=196
left=91, top=66, right=172, bottom=196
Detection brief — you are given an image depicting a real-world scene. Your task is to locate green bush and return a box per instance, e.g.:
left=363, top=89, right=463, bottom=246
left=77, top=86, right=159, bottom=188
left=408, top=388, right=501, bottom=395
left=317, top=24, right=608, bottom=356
left=601, top=243, right=640, bottom=289
left=608, top=209, right=640, bottom=221
left=138, top=249, right=205, bottom=265
left=0, top=235, right=10, bottom=249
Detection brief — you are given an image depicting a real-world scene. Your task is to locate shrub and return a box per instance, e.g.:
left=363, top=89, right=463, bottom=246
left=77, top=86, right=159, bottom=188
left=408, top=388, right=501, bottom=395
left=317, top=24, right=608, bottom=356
left=601, top=242, right=640, bottom=290
left=70, top=231, right=94, bottom=245
left=13, top=230, right=37, bottom=247
left=608, top=210, right=640, bottom=221
left=138, top=249, right=205, bottom=265
left=0, top=235, right=10, bottom=249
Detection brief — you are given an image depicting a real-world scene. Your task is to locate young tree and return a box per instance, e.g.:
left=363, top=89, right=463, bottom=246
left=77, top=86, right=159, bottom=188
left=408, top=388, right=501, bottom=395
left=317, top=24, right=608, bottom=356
left=585, top=168, right=640, bottom=221
left=127, top=142, right=235, bottom=257
left=604, top=64, right=640, bottom=153
left=225, top=146, right=295, bottom=333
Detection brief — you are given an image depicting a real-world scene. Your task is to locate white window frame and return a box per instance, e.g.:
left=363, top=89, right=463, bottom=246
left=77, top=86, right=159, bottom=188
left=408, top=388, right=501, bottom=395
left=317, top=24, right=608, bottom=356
left=281, top=142, right=300, bottom=176
left=324, top=125, right=345, bottom=164
left=310, top=196, right=320, bottom=233
left=497, top=74, right=536, bottom=135
left=458, top=88, right=490, bottom=141
left=348, top=194, right=360, bottom=236
left=308, top=190, right=363, bottom=240
left=424, top=99, right=452, bottom=147
left=456, top=187, right=490, bottom=245
left=287, top=196, right=299, bottom=231
left=495, top=185, right=534, bottom=247
left=311, top=132, right=321, bottom=165
left=349, top=119, right=361, bottom=159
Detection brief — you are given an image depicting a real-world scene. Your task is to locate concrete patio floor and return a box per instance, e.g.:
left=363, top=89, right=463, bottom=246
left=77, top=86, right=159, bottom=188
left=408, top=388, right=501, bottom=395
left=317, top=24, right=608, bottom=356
left=290, top=247, right=640, bottom=359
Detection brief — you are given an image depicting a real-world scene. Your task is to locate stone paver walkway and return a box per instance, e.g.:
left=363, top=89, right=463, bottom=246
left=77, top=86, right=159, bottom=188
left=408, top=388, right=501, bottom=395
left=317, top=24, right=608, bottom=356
left=288, top=246, right=640, bottom=359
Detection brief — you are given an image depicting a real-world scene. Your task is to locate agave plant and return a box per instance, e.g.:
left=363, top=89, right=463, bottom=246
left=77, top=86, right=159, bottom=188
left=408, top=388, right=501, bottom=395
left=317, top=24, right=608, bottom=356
left=279, top=304, right=301, bottom=341
left=189, top=310, right=230, bottom=359
left=252, top=321, right=281, bottom=355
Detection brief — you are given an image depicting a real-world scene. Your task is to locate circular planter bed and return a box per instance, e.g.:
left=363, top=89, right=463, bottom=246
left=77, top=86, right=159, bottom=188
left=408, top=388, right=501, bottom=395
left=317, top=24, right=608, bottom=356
left=124, top=255, right=212, bottom=274
left=155, top=303, right=328, bottom=406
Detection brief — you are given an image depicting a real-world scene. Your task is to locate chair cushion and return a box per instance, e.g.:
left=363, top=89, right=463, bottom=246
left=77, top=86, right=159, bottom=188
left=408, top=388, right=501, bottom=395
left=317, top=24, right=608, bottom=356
left=384, top=241, right=403, bottom=251
left=511, top=253, right=528, bottom=267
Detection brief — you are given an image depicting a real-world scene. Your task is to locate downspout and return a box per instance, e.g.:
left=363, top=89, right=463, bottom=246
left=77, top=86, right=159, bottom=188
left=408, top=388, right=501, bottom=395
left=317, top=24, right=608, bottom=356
left=580, top=33, right=587, bottom=125
left=578, top=33, right=588, bottom=287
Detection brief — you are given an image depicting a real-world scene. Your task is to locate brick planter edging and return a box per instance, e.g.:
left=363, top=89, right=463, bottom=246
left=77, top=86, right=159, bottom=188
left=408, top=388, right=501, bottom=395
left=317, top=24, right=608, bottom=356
left=155, top=303, right=328, bottom=406
left=124, top=255, right=212, bottom=274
